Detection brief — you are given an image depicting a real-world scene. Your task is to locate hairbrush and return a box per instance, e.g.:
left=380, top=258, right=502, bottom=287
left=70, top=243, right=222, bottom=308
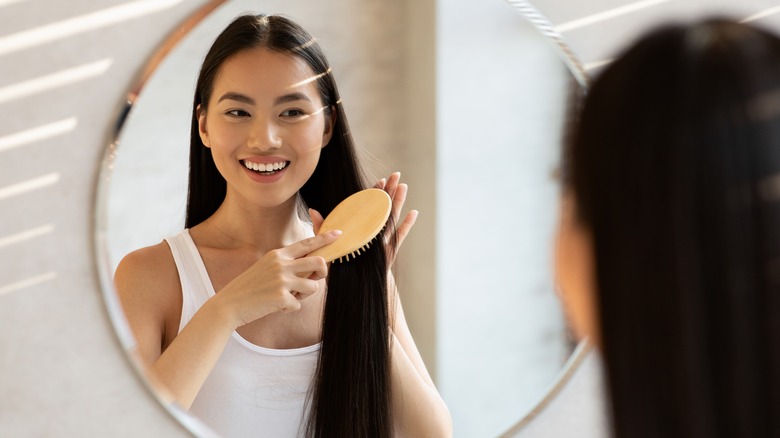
left=307, top=188, right=392, bottom=263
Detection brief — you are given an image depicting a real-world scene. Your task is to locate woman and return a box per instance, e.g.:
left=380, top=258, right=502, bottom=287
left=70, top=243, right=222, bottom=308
left=115, top=14, right=451, bottom=438
left=556, top=19, right=780, bottom=438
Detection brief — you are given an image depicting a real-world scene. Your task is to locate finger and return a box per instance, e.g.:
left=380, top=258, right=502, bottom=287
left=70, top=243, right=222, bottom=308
left=288, top=278, right=320, bottom=299
left=279, top=299, right=302, bottom=313
left=374, top=178, right=387, bottom=190
left=382, top=182, right=408, bottom=245
left=273, top=287, right=303, bottom=308
left=391, top=183, right=408, bottom=224
left=307, top=263, right=329, bottom=281
left=280, top=230, right=342, bottom=259
left=394, top=210, right=418, bottom=249
left=291, top=256, right=329, bottom=279
left=309, top=208, right=325, bottom=235
left=385, top=172, right=401, bottom=199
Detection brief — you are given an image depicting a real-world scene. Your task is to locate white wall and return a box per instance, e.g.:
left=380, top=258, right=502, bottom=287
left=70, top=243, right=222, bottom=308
left=0, top=1, right=212, bottom=435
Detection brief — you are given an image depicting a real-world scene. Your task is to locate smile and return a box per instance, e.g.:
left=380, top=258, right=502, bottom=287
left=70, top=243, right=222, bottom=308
left=242, top=160, right=290, bottom=175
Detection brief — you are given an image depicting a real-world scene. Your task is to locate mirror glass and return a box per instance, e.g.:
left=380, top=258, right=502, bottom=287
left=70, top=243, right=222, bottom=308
left=96, top=0, right=585, bottom=436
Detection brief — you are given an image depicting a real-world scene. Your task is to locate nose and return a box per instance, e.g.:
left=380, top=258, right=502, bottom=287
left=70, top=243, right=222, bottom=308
left=247, top=118, right=282, bottom=151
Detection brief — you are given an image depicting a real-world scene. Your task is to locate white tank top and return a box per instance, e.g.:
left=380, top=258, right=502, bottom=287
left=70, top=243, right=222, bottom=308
left=165, top=229, right=320, bottom=438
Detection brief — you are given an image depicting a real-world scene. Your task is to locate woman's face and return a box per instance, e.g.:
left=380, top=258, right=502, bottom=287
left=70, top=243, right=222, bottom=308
left=554, top=192, right=600, bottom=346
left=198, top=47, right=334, bottom=209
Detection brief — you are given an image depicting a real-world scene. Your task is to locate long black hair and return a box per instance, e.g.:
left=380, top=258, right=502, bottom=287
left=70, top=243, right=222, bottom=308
left=565, top=19, right=780, bottom=438
left=186, top=14, right=393, bottom=437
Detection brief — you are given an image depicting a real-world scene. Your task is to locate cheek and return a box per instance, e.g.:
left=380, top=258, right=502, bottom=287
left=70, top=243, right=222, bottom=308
left=208, top=122, right=243, bottom=149
left=297, top=145, right=322, bottom=176
left=554, top=218, right=598, bottom=343
left=287, top=129, right=323, bottom=175
left=287, top=124, right=329, bottom=164
left=297, top=122, right=329, bottom=151
left=205, top=124, right=245, bottom=176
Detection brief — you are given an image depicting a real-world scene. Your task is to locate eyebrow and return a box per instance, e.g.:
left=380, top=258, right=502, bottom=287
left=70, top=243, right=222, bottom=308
left=274, top=92, right=311, bottom=105
left=217, top=92, right=255, bottom=105
left=216, top=91, right=311, bottom=106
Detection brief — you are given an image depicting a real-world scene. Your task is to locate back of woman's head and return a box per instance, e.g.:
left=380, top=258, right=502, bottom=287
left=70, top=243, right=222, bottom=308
left=566, top=19, right=780, bottom=438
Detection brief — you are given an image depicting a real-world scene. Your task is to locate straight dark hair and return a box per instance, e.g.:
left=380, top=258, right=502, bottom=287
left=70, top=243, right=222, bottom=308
left=565, top=19, right=780, bottom=438
left=186, top=14, right=393, bottom=437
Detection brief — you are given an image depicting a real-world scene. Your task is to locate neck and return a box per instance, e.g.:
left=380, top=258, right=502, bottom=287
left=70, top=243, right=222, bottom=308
left=199, top=193, right=311, bottom=252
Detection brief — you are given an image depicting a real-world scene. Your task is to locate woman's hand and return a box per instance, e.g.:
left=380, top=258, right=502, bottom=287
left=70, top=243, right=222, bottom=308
left=308, top=173, right=417, bottom=266
left=375, top=172, right=418, bottom=265
left=214, top=230, right=342, bottom=329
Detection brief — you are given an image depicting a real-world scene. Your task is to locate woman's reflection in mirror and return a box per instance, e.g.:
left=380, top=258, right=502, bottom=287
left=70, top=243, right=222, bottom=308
left=113, top=14, right=451, bottom=438
left=556, top=18, right=780, bottom=438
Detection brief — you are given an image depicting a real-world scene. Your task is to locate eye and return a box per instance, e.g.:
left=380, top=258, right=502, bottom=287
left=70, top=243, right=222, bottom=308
left=225, top=109, right=250, bottom=117
left=280, top=108, right=305, bottom=118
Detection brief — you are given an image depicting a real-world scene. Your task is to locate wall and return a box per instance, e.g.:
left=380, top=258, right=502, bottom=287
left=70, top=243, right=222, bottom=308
left=0, top=1, right=210, bottom=435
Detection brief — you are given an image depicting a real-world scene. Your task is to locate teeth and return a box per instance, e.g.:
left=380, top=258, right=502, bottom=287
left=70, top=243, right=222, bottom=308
left=243, top=160, right=288, bottom=172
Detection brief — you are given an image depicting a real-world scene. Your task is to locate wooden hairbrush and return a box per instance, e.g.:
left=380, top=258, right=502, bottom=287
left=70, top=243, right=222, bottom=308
left=308, top=188, right=392, bottom=263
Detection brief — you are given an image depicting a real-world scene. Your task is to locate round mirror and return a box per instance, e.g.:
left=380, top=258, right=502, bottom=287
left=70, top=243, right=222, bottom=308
left=95, top=0, right=587, bottom=436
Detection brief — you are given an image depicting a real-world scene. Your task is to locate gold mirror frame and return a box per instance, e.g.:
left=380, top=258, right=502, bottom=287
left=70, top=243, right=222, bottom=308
left=94, top=2, right=227, bottom=436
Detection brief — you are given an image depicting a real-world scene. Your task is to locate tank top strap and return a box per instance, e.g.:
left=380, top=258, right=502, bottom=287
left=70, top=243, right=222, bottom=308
left=164, top=229, right=215, bottom=334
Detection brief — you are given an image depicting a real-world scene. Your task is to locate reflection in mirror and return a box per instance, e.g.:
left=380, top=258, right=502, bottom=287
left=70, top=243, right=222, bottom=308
left=108, top=6, right=449, bottom=438
left=96, top=0, right=587, bottom=436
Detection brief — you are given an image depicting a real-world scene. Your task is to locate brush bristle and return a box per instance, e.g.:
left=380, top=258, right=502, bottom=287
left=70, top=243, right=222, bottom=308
left=333, top=235, right=380, bottom=264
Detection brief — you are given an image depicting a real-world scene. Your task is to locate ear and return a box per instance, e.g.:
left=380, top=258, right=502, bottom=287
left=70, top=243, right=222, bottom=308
left=321, top=106, right=336, bottom=148
left=197, top=104, right=211, bottom=148
left=554, top=191, right=600, bottom=347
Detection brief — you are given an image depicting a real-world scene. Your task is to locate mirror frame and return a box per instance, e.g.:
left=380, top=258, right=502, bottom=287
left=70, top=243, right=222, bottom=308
left=94, top=1, right=228, bottom=436
left=499, top=0, right=592, bottom=434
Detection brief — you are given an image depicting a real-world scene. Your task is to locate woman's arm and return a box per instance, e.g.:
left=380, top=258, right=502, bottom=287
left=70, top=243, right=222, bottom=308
left=389, top=283, right=453, bottom=437
left=114, top=232, right=339, bottom=410
left=114, top=243, right=236, bottom=409
left=370, top=172, right=452, bottom=436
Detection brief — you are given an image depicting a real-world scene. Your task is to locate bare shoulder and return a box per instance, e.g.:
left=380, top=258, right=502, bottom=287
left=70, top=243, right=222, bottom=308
left=114, top=240, right=182, bottom=362
left=114, top=241, right=180, bottom=303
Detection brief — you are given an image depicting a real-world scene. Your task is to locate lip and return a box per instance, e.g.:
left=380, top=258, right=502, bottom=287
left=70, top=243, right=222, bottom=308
left=240, top=158, right=289, bottom=184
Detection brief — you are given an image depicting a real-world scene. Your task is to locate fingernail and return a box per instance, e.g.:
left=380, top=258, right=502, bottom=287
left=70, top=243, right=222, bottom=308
left=331, top=230, right=343, bottom=236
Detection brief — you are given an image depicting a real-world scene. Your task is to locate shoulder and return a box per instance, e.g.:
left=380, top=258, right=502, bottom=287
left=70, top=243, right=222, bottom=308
left=114, top=240, right=181, bottom=324
left=115, top=240, right=178, bottom=289
left=114, top=239, right=184, bottom=363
